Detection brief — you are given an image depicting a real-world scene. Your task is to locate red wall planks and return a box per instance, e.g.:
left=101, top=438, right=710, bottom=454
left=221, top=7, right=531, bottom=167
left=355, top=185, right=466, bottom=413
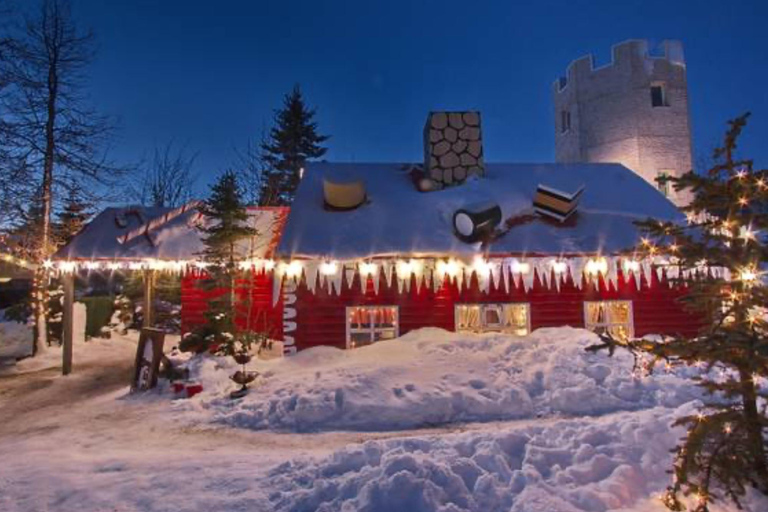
left=288, top=269, right=703, bottom=351
left=181, top=267, right=703, bottom=352
left=181, top=271, right=283, bottom=340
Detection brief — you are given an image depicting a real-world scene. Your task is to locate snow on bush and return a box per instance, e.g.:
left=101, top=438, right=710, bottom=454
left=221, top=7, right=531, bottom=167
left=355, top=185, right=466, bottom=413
left=179, top=327, right=702, bottom=432
left=266, top=404, right=698, bottom=512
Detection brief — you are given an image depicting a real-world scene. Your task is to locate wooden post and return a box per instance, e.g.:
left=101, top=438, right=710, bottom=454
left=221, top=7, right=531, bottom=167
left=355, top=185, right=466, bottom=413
left=62, top=272, right=74, bottom=375
left=143, top=269, right=155, bottom=328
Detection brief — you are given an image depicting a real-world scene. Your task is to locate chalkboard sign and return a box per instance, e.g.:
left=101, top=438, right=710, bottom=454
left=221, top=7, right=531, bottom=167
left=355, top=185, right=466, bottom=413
left=131, top=328, right=166, bottom=392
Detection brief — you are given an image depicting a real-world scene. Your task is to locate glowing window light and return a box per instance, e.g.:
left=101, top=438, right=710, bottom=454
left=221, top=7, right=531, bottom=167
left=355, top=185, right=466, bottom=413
left=551, top=260, right=568, bottom=274
left=263, top=259, right=275, bottom=271
left=359, top=262, right=377, bottom=277
left=194, top=261, right=210, bottom=269
left=128, top=261, right=145, bottom=270
left=107, top=262, right=122, bottom=271
left=585, top=258, right=608, bottom=276
left=42, top=259, right=54, bottom=269
left=84, top=261, right=101, bottom=270
left=320, top=261, right=338, bottom=275
left=511, top=260, right=530, bottom=274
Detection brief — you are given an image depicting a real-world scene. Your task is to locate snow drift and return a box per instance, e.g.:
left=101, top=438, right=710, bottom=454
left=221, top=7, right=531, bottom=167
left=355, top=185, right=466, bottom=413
left=179, top=327, right=702, bottom=432
left=266, top=404, right=696, bottom=512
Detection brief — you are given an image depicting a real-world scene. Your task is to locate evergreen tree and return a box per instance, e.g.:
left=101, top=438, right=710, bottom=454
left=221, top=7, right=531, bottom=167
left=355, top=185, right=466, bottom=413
left=589, top=114, right=768, bottom=511
left=54, top=182, right=92, bottom=245
left=259, top=84, right=328, bottom=206
left=187, top=171, right=257, bottom=355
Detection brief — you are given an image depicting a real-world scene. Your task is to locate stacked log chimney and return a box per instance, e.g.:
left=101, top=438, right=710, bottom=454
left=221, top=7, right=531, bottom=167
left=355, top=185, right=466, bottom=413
left=423, top=111, right=484, bottom=187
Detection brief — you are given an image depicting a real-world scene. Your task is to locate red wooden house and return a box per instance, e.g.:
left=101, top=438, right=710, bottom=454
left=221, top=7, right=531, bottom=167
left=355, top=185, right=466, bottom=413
left=55, top=112, right=701, bottom=355
left=266, top=112, right=701, bottom=354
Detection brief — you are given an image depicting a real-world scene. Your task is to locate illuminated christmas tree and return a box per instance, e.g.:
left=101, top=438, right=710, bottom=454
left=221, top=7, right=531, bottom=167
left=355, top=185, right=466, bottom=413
left=589, top=113, right=768, bottom=511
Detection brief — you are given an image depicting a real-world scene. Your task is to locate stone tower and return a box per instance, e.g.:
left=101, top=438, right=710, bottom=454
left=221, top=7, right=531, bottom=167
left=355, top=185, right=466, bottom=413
left=553, top=40, right=693, bottom=205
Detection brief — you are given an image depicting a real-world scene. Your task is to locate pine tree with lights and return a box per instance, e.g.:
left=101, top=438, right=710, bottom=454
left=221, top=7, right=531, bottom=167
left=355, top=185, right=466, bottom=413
left=258, top=84, right=328, bottom=206
left=589, top=113, right=768, bottom=511
left=54, top=183, right=92, bottom=246
left=184, top=171, right=257, bottom=355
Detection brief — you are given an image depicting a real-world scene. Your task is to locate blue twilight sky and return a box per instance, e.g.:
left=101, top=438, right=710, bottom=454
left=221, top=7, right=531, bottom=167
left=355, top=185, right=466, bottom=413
left=69, top=0, right=767, bottom=196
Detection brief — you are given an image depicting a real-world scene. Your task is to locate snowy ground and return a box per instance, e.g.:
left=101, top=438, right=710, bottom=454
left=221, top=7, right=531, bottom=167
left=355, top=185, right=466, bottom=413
left=1, top=326, right=766, bottom=512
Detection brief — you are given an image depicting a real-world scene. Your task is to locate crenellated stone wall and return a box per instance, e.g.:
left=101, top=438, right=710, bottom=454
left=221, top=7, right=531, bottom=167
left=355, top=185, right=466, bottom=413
left=423, top=111, right=484, bottom=186
left=552, top=40, right=693, bottom=206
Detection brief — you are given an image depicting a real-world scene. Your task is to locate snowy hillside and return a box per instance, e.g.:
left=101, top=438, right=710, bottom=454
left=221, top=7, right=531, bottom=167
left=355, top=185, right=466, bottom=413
left=179, top=327, right=702, bottom=432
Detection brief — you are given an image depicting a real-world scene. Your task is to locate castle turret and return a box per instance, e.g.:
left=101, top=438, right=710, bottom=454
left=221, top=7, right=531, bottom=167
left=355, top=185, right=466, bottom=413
left=553, top=40, right=693, bottom=205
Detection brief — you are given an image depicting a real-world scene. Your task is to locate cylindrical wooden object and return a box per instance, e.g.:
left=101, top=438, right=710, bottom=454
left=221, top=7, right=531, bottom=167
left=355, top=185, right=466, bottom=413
left=323, top=178, right=366, bottom=210
left=452, top=202, right=502, bottom=243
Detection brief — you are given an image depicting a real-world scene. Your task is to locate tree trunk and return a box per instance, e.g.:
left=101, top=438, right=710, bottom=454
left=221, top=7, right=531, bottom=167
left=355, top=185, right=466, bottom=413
left=32, top=33, right=60, bottom=355
left=739, top=367, right=768, bottom=490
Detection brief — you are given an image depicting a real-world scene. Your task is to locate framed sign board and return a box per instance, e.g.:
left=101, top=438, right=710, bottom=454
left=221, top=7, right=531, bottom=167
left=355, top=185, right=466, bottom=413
left=131, top=328, right=166, bottom=392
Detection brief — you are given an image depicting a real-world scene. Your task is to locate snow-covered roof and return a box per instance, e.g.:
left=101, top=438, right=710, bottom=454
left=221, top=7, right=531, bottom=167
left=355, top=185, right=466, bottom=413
left=277, top=162, right=683, bottom=259
left=54, top=205, right=288, bottom=261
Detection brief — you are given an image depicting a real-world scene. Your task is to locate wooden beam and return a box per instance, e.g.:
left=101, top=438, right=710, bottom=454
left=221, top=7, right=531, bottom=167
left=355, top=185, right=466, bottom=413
left=62, top=273, right=74, bottom=375
left=143, top=269, right=155, bottom=328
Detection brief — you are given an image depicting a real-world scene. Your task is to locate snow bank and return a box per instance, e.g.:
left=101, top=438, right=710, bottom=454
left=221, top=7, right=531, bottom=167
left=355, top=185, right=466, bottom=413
left=0, top=302, right=87, bottom=365
left=266, top=403, right=768, bottom=512
left=179, top=327, right=702, bottom=432
left=266, top=402, right=761, bottom=512
left=2, top=329, right=143, bottom=375
left=0, top=317, right=32, bottom=361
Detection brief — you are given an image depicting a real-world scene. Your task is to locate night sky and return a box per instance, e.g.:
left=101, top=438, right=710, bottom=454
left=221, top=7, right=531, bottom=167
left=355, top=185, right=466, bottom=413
left=71, top=0, right=767, bottom=195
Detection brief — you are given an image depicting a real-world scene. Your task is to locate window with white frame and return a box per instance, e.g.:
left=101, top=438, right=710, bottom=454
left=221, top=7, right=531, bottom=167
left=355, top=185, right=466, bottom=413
left=584, top=301, right=634, bottom=340
left=455, top=303, right=530, bottom=336
left=346, top=306, right=399, bottom=349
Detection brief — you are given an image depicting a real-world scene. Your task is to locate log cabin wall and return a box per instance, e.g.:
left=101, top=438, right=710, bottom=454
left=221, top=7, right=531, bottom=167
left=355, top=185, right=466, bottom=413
left=289, top=268, right=703, bottom=351
left=181, top=270, right=283, bottom=340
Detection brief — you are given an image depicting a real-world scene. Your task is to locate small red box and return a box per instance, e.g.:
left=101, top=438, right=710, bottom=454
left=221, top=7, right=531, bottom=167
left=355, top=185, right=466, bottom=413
left=186, top=383, right=204, bottom=398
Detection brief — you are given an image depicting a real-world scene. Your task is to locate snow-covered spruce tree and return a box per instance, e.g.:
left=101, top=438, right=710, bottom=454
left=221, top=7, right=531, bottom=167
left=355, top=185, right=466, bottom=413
left=258, top=84, right=328, bottom=206
left=589, top=114, right=768, bottom=511
left=187, top=171, right=257, bottom=356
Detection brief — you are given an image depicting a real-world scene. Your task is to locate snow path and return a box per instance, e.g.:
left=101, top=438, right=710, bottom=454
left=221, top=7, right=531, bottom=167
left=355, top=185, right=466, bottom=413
left=1, top=330, right=765, bottom=511
left=0, top=344, right=606, bottom=512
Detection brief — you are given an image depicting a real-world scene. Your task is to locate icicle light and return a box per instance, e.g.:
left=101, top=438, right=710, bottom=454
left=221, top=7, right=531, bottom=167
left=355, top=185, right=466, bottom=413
left=283, top=261, right=303, bottom=279
left=320, top=261, right=338, bottom=276
left=585, top=258, right=608, bottom=276
left=623, top=259, right=641, bottom=273
left=359, top=262, right=377, bottom=277
left=551, top=260, right=568, bottom=274
left=511, top=260, right=530, bottom=274
left=472, top=256, right=492, bottom=276
left=437, top=259, right=461, bottom=278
